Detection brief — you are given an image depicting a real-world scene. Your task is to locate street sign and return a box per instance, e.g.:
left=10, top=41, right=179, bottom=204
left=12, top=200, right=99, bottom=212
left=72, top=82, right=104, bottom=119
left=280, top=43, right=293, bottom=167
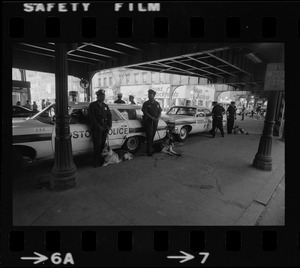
left=264, top=63, right=284, bottom=91
left=80, top=78, right=89, bottom=89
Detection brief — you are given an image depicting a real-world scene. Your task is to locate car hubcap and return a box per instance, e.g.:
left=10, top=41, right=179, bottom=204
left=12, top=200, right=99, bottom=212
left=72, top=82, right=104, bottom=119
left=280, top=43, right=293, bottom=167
left=127, top=137, right=138, bottom=150
left=180, top=128, right=187, bottom=138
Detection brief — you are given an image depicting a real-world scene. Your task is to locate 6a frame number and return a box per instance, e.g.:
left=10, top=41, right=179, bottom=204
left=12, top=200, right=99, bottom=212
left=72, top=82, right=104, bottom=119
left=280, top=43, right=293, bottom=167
left=51, top=253, right=74, bottom=265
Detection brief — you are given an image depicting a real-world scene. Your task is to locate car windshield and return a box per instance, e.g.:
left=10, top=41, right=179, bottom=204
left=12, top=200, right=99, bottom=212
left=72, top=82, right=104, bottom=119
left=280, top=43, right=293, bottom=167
left=31, top=104, right=57, bottom=125
left=167, top=107, right=196, bottom=116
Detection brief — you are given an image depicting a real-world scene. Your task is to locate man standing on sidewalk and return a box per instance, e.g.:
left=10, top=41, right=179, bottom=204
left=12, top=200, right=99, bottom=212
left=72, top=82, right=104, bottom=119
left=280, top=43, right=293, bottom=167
left=241, top=104, right=246, bottom=121
left=89, top=89, right=112, bottom=167
left=209, top=101, right=225, bottom=138
left=142, top=89, right=162, bottom=156
left=227, top=101, right=236, bottom=134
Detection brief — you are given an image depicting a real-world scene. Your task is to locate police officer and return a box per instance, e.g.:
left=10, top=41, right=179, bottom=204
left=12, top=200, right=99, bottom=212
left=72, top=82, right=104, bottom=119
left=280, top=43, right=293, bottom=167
left=114, top=93, right=126, bottom=104
left=227, top=101, right=236, bottom=134
left=129, top=95, right=136, bottom=104
left=89, top=89, right=112, bottom=167
left=142, top=89, right=162, bottom=156
left=209, top=101, right=225, bottom=138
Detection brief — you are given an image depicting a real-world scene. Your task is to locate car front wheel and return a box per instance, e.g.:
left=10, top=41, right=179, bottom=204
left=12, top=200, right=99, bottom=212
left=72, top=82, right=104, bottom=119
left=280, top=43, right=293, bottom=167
left=122, top=136, right=141, bottom=154
left=177, top=126, right=188, bottom=141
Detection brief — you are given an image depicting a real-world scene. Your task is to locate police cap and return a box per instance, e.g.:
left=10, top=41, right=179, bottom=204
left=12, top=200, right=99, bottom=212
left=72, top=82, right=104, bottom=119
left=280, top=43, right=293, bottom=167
left=148, top=89, right=156, bottom=95
left=96, top=89, right=105, bottom=95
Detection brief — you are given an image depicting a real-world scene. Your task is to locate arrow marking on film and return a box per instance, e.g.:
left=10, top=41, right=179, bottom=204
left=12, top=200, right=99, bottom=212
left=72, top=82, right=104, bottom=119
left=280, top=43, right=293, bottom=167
left=199, top=252, right=210, bottom=264
left=167, top=251, right=194, bottom=263
left=21, top=252, right=48, bottom=264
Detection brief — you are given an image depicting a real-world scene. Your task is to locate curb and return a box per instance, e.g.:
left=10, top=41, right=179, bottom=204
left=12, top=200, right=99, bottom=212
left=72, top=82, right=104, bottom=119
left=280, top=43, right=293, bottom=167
left=235, top=163, right=285, bottom=226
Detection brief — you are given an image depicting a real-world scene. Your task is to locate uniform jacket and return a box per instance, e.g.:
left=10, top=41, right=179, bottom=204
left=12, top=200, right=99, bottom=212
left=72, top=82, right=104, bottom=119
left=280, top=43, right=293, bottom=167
left=89, top=101, right=112, bottom=131
left=212, top=104, right=225, bottom=117
left=142, top=100, right=162, bottom=122
left=114, top=99, right=126, bottom=104
left=227, top=105, right=236, bottom=116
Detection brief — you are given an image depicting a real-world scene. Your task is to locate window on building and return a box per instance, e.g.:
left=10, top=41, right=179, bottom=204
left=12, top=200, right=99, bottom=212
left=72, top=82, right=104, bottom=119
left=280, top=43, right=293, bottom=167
left=142, top=72, right=147, bottom=83
left=103, top=78, right=107, bottom=87
left=134, top=73, right=139, bottom=84
left=159, top=73, right=164, bottom=83
left=109, top=77, right=112, bottom=86
left=98, top=78, right=101, bottom=87
left=151, top=73, right=156, bottom=83
left=126, top=74, right=130, bottom=84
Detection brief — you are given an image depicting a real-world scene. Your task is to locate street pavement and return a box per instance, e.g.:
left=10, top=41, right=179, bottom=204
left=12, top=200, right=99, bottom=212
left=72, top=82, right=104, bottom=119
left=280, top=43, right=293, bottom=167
left=12, top=115, right=285, bottom=226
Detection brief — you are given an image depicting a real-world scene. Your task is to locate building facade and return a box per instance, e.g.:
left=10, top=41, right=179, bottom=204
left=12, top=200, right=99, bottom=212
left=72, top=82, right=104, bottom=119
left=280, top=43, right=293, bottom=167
left=92, top=68, right=216, bottom=110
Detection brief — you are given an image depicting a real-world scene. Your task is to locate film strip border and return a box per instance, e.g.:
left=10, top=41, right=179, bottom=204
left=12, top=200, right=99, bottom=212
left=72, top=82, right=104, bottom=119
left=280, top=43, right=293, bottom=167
left=3, top=2, right=300, bottom=41
left=8, top=16, right=300, bottom=40
left=2, top=1, right=300, bottom=267
left=4, top=228, right=300, bottom=266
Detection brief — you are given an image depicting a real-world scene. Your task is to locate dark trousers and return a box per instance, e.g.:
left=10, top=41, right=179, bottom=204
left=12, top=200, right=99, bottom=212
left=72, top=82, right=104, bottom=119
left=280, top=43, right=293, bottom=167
left=211, top=116, right=224, bottom=137
left=92, top=129, right=107, bottom=165
left=241, top=113, right=245, bottom=120
left=227, top=115, right=235, bottom=134
left=144, top=120, right=158, bottom=154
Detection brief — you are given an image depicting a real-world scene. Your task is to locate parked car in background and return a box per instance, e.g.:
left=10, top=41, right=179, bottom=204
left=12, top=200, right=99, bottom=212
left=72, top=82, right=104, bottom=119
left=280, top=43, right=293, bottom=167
left=12, top=102, right=167, bottom=169
left=12, top=105, right=38, bottom=118
left=161, top=105, right=227, bottom=141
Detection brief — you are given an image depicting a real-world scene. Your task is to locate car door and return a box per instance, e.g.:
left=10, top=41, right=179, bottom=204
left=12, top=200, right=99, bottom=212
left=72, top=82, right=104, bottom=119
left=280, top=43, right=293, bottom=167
left=195, top=108, right=207, bottom=132
left=108, top=109, right=129, bottom=149
left=69, top=108, right=93, bottom=154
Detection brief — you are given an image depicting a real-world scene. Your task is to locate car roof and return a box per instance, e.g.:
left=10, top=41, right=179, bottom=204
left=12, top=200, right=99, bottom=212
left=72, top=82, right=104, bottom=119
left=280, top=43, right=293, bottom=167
left=170, top=105, right=211, bottom=109
left=12, top=105, right=32, bottom=111
left=68, top=102, right=142, bottom=109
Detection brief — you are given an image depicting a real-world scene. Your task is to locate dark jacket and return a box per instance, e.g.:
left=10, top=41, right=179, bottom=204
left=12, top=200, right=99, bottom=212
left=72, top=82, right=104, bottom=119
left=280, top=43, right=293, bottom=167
left=212, top=104, right=225, bottom=117
left=89, top=101, right=112, bottom=131
left=142, top=100, right=162, bottom=122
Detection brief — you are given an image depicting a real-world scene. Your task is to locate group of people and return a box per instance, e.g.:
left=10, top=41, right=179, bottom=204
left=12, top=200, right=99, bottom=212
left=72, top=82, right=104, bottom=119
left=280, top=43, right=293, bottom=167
left=16, top=98, right=51, bottom=112
left=114, top=92, right=136, bottom=105
left=89, top=89, right=161, bottom=167
left=209, top=101, right=237, bottom=138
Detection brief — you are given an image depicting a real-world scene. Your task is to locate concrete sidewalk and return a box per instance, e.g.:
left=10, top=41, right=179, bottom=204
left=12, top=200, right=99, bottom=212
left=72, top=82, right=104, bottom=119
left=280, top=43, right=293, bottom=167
left=13, top=117, right=285, bottom=226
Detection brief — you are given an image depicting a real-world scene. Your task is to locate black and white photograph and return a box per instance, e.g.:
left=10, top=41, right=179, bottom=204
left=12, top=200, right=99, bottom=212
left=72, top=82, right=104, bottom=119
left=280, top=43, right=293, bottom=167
left=11, top=42, right=285, bottom=226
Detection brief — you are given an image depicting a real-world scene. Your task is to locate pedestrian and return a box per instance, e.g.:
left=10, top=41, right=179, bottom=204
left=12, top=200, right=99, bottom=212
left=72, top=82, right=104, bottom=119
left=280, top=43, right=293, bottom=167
left=24, top=100, right=32, bottom=110
left=129, top=95, right=136, bottom=104
left=226, top=101, right=236, bottom=134
left=241, top=104, right=246, bottom=121
left=16, top=101, right=21, bottom=106
left=209, top=101, right=225, bottom=138
left=89, top=89, right=112, bottom=167
left=256, top=105, right=261, bottom=119
left=32, top=101, right=38, bottom=112
left=46, top=99, right=51, bottom=107
left=114, top=93, right=126, bottom=104
left=41, top=99, right=46, bottom=109
left=142, top=89, right=162, bottom=156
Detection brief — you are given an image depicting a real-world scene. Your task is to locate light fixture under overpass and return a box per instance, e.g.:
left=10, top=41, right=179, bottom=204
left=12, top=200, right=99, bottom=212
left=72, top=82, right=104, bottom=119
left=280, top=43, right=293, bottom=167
left=245, top=53, right=262, bottom=63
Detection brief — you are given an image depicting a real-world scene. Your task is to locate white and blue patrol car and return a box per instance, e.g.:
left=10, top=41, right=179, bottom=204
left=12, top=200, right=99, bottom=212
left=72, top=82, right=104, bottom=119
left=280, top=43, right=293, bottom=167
left=12, top=102, right=167, bottom=169
left=161, top=105, right=227, bottom=141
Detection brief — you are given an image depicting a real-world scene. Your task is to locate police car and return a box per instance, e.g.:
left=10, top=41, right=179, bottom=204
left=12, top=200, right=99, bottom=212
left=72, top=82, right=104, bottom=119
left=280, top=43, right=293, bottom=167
left=161, top=105, right=227, bottom=141
left=12, top=102, right=167, bottom=169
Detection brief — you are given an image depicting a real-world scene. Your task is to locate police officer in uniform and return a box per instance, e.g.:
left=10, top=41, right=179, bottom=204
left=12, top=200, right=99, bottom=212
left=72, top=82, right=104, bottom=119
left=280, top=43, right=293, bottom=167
left=209, top=101, right=225, bottom=138
left=114, top=93, right=126, bottom=104
left=129, top=95, right=136, bottom=104
left=226, top=101, right=236, bottom=134
left=89, top=89, right=112, bottom=167
left=142, top=89, right=162, bottom=156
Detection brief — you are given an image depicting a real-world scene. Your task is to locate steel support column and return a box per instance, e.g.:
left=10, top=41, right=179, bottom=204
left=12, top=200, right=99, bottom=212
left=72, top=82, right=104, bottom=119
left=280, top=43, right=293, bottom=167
left=252, top=91, right=279, bottom=171
left=51, top=43, right=78, bottom=190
